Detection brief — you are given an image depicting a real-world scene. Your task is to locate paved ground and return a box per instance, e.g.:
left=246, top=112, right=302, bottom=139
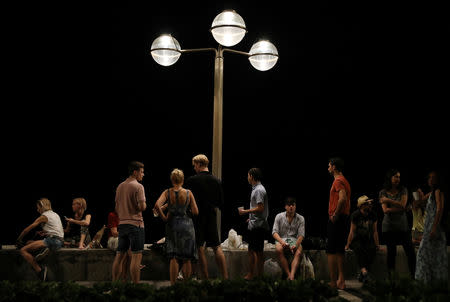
left=76, top=279, right=366, bottom=301
left=337, top=280, right=365, bottom=302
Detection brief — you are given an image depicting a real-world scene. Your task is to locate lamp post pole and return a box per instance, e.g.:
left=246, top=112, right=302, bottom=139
left=212, top=45, right=224, bottom=180
left=150, top=10, right=278, bottom=242
left=178, top=45, right=227, bottom=180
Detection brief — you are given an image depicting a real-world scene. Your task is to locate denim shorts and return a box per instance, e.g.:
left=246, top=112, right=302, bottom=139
left=43, top=236, right=64, bottom=251
left=117, top=224, right=145, bottom=253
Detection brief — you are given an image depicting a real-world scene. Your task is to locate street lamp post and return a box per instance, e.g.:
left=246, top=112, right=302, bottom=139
left=150, top=10, right=278, bottom=240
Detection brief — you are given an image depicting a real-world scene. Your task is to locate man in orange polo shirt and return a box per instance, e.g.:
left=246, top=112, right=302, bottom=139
left=327, top=157, right=351, bottom=290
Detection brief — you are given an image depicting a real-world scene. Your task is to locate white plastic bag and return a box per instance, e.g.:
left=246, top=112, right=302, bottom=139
left=222, top=229, right=244, bottom=249
left=300, top=253, right=315, bottom=279
left=228, top=229, right=242, bottom=248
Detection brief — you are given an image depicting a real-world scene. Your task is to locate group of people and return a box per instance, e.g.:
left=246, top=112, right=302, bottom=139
left=15, top=196, right=94, bottom=281
left=110, top=156, right=230, bottom=285
left=15, top=155, right=447, bottom=287
left=329, top=158, right=448, bottom=289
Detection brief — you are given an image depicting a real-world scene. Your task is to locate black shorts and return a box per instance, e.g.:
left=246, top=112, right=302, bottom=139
left=326, top=215, right=349, bottom=254
left=194, top=209, right=220, bottom=247
left=247, top=227, right=267, bottom=252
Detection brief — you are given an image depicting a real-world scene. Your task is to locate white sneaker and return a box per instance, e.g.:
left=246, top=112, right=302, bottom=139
left=37, top=266, right=47, bottom=281
left=36, top=248, right=50, bottom=262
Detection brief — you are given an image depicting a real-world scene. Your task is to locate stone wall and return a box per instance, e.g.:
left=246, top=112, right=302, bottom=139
left=1, top=246, right=449, bottom=282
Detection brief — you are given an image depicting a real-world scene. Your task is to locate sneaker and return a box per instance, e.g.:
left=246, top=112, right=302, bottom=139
left=35, top=248, right=50, bottom=262
left=37, top=266, right=47, bottom=281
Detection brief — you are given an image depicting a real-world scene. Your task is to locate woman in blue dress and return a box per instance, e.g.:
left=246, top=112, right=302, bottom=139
left=415, top=171, right=447, bottom=283
left=155, top=169, right=199, bottom=285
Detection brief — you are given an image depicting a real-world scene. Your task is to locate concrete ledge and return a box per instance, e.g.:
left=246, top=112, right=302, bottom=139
left=1, top=246, right=449, bottom=282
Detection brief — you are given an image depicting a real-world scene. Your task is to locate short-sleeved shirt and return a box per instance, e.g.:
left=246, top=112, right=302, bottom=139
left=185, top=171, right=224, bottom=212
left=248, top=183, right=269, bottom=230
left=107, top=211, right=120, bottom=238
left=350, top=209, right=377, bottom=244
left=328, top=175, right=351, bottom=217
left=42, top=210, right=64, bottom=239
left=380, top=187, right=408, bottom=232
left=272, top=212, right=305, bottom=240
left=115, top=177, right=146, bottom=228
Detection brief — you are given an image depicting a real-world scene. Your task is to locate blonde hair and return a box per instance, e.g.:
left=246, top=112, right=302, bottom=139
left=170, top=169, right=184, bottom=185
left=37, top=198, right=52, bottom=212
left=73, top=197, right=87, bottom=211
left=192, top=154, right=209, bottom=167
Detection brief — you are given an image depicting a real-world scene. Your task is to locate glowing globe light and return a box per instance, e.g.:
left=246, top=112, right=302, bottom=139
left=211, top=10, right=246, bottom=47
left=150, top=34, right=181, bottom=66
left=248, top=40, right=279, bottom=71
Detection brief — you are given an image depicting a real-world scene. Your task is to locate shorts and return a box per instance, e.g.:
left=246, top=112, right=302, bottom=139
left=247, top=227, right=267, bottom=252
left=194, top=209, right=220, bottom=247
left=43, top=236, right=64, bottom=251
left=117, top=224, right=145, bottom=253
left=326, top=215, right=349, bottom=254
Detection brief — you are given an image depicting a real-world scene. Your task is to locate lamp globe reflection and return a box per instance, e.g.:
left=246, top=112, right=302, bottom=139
left=150, top=34, right=181, bottom=66
left=210, top=10, right=247, bottom=47
left=249, top=40, right=279, bottom=71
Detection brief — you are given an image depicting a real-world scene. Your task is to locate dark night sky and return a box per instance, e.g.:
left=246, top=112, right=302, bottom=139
left=3, top=2, right=449, bottom=244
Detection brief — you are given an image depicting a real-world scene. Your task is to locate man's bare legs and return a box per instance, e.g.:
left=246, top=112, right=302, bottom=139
left=197, top=246, right=208, bottom=279
left=119, top=250, right=132, bottom=280
left=112, top=252, right=127, bottom=281
left=197, top=245, right=229, bottom=280
left=288, top=247, right=302, bottom=280
left=275, top=243, right=291, bottom=278
left=244, top=249, right=256, bottom=280
left=327, top=254, right=338, bottom=288
left=129, top=252, right=143, bottom=284
left=336, top=253, right=346, bottom=289
left=212, top=246, right=228, bottom=279
left=255, top=251, right=264, bottom=277
left=327, top=253, right=345, bottom=289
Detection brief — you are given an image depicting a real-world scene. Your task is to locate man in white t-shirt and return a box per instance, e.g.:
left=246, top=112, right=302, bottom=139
left=16, top=198, right=64, bottom=281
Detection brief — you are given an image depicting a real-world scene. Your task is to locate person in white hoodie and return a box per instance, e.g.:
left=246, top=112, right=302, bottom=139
left=16, top=198, right=64, bottom=281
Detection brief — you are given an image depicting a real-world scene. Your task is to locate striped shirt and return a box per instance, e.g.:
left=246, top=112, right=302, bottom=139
left=272, top=211, right=305, bottom=239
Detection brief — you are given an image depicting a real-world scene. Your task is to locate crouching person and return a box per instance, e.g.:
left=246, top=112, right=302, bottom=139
left=272, top=197, right=305, bottom=280
left=16, top=198, right=64, bottom=281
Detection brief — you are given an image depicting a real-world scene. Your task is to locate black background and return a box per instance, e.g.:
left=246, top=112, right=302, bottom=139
left=2, top=2, right=448, bottom=245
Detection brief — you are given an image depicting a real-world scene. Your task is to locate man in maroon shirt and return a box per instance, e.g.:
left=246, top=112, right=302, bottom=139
left=326, top=157, right=351, bottom=290
left=112, top=161, right=147, bottom=283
